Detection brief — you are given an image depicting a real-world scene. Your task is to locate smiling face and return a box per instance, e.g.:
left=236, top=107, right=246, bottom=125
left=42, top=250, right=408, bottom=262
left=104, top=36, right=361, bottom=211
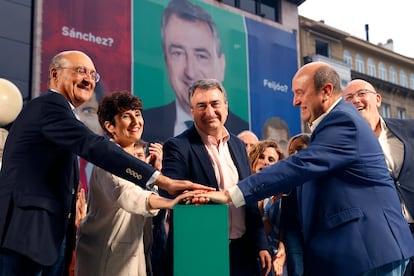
left=292, top=66, right=325, bottom=125
left=343, top=79, right=382, bottom=130
left=292, top=63, right=339, bottom=125
left=105, top=109, right=144, bottom=150
left=50, top=51, right=97, bottom=108
left=190, top=87, right=228, bottom=139
left=163, top=14, right=225, bottom=113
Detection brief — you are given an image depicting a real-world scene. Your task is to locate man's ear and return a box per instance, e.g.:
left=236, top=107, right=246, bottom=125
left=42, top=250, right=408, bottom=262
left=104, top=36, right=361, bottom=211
left=375, top=93, right=382, bottom=108
left=323, top=83, right=334, bottom=96
left=321, top=83, right=333, bottom=103
left=50, top=68, right=58, bottom=81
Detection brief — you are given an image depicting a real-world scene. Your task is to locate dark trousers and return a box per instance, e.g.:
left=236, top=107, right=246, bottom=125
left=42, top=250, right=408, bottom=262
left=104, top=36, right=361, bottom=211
left=0, top=238, right=66, bottom=276
left=229, top=235, right=261, bottom=276
left=403, top=226, right=414, bottom=276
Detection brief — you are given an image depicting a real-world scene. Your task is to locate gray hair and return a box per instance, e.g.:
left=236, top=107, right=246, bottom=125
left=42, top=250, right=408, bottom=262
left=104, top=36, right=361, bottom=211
left=161, top=0, right=223, bottom=57
left=188, top=78, right=227, bottom=105
left=314, top=65, right=342, bottom=96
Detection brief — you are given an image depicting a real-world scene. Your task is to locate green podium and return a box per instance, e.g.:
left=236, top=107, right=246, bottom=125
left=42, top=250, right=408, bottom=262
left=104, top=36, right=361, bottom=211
left=173, top=204, right=229, bottom=276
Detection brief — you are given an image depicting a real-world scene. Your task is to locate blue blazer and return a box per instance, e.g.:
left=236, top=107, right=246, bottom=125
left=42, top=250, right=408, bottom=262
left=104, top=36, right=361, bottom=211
left=385, top=118, right=414, bottom=219
left=161, top=126, right=268, bottom=252
left=0, top=91, right=156, bottom=265
left=236, top=100, right=414, bottom=275
left=143, top=101, right=248, bottom=143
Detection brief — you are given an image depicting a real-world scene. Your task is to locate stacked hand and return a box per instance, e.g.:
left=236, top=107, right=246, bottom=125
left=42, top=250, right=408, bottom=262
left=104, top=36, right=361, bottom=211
left=190, top=190, right=231, bottom=205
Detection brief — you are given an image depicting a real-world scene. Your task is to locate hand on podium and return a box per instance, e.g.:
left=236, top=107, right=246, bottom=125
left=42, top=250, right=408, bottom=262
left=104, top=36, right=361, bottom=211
left=191, top=190, right=232, bottom=205
left=149, top=190, right=203, bottom=209
left=154, top=174, right=215, bottom=196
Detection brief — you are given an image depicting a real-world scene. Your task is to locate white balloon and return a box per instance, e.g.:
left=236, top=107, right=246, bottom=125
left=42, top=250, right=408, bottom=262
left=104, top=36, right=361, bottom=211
left=0, top=78, right=23, bottom=126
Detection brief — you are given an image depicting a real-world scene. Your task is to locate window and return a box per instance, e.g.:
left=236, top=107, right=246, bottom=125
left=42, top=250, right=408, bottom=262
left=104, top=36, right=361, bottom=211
left=397, top=108, right=406, bottom=119
left=221, top=0, right=236, bottom=5
left=367, top=58, right=376, bottom=77
left=400, top=70, right=408, bottom=87
left=379, top=62, right=387, bottom=80
left=410, top=73, right=414, bottom=90
left=389, top=66, right=397, bottom=84
left=228, top=0, right=281, bottom=22
left=355, top=54, right=365, bottom=73
left=239, top=0, right=256, bottom=14
left=259, top=0, right=280, bottom=21
left=343, top=50, right=352, bottom=67
left=381, top=103, right=391, bottom=118
left=315, top=40, right=329, bottom=57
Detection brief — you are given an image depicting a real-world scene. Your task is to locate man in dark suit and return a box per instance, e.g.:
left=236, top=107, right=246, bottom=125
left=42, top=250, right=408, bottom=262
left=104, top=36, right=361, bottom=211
left=199, top=62, right=414, bottom=275
left=161, top=79, right=271, bottom=276
left=142, top=0, right=248, bottom=143
left=0, top=50, right=209, bottom=275
left=344, top=79, right=414, bottom=276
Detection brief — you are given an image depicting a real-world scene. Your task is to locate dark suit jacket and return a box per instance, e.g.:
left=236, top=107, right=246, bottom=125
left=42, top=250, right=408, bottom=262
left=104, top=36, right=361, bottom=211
left=236, top=100, right=414, bottom=275
left=142, top=101, right=249, bottom=142
left=161, top=126, right=267, bottom=273
left=0, top=91, right=156, bottom=266
left=384, top=118, right=414, bottom=220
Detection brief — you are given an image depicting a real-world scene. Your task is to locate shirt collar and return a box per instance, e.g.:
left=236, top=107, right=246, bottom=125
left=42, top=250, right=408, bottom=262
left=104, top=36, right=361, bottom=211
left=196, top=125, right=230, bottom=147
left=50, top=89, right=78, bottom=119
left=309, top=97, right=342, bottom=132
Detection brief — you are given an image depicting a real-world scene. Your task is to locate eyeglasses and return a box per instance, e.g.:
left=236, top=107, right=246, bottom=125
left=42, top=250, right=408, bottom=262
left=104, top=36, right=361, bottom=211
left=344, top=89, right=376, bottom=102
left=58, top=66, right=100, bottom=83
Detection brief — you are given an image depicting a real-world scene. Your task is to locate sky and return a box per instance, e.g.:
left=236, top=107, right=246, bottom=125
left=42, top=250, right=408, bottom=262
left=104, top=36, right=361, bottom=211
left=298, top=0, right=414, bottom=58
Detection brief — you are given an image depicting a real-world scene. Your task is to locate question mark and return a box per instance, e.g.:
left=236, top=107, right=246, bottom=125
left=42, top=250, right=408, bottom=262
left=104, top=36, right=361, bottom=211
left=108, top=38, right=114, bottom=47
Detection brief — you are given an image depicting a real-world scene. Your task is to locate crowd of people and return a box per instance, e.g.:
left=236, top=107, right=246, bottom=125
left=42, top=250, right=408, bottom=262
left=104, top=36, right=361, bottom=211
left=0, top=1, right=414, bottom=273
left=0, top=48, right=413, bottom=276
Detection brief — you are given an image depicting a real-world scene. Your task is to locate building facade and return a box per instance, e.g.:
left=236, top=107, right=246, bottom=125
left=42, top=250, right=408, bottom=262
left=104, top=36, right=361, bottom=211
left=299, top=15, right=414, bottom=119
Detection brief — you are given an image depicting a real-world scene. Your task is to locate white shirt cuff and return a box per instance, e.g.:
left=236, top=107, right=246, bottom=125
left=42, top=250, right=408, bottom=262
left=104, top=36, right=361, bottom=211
left=146, top=170, right=160, bottom=192
left=228, top=185, right=246, bottom=208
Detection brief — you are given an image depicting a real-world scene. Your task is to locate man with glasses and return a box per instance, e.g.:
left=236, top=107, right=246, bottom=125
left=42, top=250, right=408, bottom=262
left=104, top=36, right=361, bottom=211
left=161, top=79, right=271, bottom=276
left=0, top=50, right=210, bottom=275
left=344, top=79, right=414, bottom=276
left=197, top=63, right=414, bottom=275
left=143, top=0, right=248, bottom=143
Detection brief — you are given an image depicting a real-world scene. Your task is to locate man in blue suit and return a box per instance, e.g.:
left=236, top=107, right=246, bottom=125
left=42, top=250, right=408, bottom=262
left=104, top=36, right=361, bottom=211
left=161, top=79, right=271, bottom=276
left=198, top=62, right=414, bottom=275
left=344, top=79, right=414, bottom=276
left=0, top=50, right=209, bottom=275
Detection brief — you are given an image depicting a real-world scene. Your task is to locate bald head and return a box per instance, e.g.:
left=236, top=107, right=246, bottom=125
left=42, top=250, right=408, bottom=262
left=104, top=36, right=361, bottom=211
left=48, top=50, right=97, bottom=108
left=343, top=79, right=382, bottom=135
left=292, top=62, right=342, bottom=124
left=343, top=79, right=376, bottom=96
left=237, top=130, right=259, bottom=152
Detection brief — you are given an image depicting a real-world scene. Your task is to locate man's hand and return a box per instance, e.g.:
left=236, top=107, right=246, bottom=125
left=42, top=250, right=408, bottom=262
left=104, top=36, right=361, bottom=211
left=75, top=187, right=87, bottom=227
left=259, top=249, right=272, bottom=276
left=154, top=174, right=214, bottom=195
left=192, top=190, right=232, bottom=205
left=272, top=242, right=286, bottom=276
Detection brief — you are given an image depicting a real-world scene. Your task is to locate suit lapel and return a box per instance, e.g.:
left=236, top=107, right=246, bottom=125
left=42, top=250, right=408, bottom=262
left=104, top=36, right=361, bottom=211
left=227, top=137, right=247, bottom=180
left=188, top=128, right=219, bottom=189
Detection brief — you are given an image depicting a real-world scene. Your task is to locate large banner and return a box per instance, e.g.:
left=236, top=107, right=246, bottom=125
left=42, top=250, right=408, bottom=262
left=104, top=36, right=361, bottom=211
left=246, top=18, right=300, bottom=148
left=39, top=0, right=300, bottom=147
left=40, top=0, right=132, bottom=96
